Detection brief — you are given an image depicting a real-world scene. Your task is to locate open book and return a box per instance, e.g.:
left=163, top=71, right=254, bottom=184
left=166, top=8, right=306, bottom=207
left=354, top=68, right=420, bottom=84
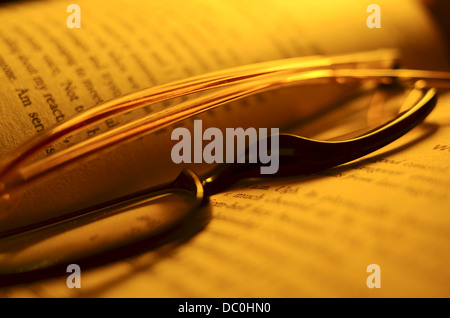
left=0, top=0, right=449, bottom=297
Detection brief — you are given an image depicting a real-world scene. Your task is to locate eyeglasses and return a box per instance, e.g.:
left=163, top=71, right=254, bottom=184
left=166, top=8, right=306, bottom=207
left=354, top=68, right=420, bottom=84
left=0, top=49, right=449, bottom=276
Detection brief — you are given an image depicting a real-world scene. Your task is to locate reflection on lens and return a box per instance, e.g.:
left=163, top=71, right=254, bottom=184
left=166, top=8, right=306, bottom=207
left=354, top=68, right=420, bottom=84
left=290, top=85, right=425, bottom=141
left=0, top=190, right=198, bottom=274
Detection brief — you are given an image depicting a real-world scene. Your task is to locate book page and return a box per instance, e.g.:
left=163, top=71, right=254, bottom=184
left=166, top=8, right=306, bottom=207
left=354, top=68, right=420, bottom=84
left=0, top=0, right=448, bottom=231
left=0, top=0, right=449, bottom=297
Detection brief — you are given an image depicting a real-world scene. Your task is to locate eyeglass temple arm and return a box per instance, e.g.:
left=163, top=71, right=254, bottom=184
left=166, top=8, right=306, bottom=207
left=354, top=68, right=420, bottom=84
left=201, top=87, right=437, bottom=196
left=1, top=69, right=449, bottom=199
left=0, top=49, right=398, bottom=181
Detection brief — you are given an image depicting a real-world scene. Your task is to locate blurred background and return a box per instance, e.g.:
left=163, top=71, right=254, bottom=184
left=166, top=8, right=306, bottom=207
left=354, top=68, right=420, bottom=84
left=423, top=0, right=450, bottom=51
